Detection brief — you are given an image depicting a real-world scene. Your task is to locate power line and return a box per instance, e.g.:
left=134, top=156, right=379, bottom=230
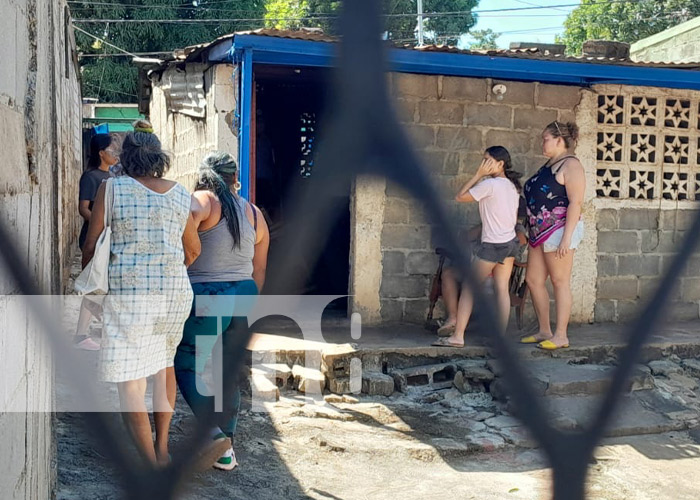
left=73, top=24, right=139, bottom=57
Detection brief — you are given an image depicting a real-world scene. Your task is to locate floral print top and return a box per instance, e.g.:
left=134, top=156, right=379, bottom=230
left=523, top=156, right=576, bottom=247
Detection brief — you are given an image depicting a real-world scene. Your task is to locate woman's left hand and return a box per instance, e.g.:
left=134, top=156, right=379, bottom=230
left=556, top=237, right=572, bottom=259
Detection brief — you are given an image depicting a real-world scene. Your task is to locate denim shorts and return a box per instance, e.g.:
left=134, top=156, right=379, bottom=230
left=542, top=221, right=585, bottom=253
left=476, top=237, right=521, bottom=264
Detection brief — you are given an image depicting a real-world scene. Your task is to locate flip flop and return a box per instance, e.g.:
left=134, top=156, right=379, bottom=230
left=431, top=337, right=464, bottom=348
left=519, top=335, right=552, bottom=344
left=537, top=340, right=569, bottom=350
left=437, top=322, right=456, bottom=337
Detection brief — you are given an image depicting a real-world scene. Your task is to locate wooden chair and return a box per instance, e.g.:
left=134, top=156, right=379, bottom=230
left=426, top=235, right=530, bottom=331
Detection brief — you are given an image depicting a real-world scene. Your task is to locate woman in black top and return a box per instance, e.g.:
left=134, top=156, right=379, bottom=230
left=74, top=133, right=118, bottom=350
left=521, top=121, right=585, bottom=350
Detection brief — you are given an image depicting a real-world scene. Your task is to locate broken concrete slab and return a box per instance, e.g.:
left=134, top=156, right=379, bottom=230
left=251, top=363, right=293, bottom=388
left=361, top=372, right=395, bottom=396
left=455, top=360, right=495, bottom=382
left=668, top=372, right=699, bottom=390
left=545, top=390, right=691, bottom=438
left=526, top=359, right=654, bottom=397
left=681, top=358, right=700, bottom=377
left=328, top=376, right=361, bottom=395
left=648, top=360, right=683, bottom=377
left=498, top=426, right=537, bottom=448
left=250, top=374, right=280, bottom=410
left=292, top=365, right=327, bottom=394
left=484, top=415, right=521, bottom=430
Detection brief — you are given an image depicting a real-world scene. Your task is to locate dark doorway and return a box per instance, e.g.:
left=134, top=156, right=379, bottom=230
left=254, top=65, right=351, bottom=314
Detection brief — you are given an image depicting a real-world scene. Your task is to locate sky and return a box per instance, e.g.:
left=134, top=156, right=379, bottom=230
left=463, top=0, right=581, bottom=48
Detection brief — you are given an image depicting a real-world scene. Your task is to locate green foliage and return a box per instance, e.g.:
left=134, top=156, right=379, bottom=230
left=73, top=0, right=480, bottom=102
left=559, top=0, right=700, bottom=55
left=465, top=28, right=499, bottom=50
left=265, top=0, right=479, bottom=45
left=73, top=0, right=266, bottom=103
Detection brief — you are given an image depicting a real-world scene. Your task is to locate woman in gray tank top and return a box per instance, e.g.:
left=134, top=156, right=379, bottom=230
left=174, top=151, right=269, bottom=471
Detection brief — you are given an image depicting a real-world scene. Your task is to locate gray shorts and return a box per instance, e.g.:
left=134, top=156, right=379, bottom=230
left=476, top=238, right=520, bottom=264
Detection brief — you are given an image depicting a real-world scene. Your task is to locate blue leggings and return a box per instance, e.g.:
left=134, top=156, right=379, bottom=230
left=174, top=280, right=258, bottom=438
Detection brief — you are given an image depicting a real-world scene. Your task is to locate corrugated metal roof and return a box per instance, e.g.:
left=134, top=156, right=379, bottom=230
left=168, top=28, right=700, bottom=69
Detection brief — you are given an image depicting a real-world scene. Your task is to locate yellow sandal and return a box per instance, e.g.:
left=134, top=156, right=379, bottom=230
left=537, top=340, right=569, bottom=350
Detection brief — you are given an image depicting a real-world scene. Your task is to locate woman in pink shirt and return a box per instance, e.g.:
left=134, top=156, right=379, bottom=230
left=433, top=146, right=522, bottom=348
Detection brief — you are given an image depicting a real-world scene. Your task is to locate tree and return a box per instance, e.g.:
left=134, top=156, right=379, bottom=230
left=72, top=0, right=266, bottom=103
left=559, top=0, right=700, bottom=55
left=465, top=28, right=500, bottom=50
left=265, top=0, right=480, bottom=45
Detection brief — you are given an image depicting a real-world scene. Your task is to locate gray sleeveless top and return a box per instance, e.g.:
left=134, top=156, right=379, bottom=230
left=188, top=196, right=256, bottom=283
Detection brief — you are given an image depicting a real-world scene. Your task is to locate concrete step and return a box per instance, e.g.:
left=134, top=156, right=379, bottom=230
left=545, top=389, right=698, bottom=438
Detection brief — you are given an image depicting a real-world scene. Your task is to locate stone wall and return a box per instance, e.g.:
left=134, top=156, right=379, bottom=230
left=591, top=84, right=700, bottom=322
left=379, top=73, right=585, bottom=323
left=0, top=0, right=82, bottom=497
left=150, top=64, right=238, bottom=190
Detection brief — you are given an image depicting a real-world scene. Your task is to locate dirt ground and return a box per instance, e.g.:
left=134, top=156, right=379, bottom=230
left=56, top=387, right=700, bottom=500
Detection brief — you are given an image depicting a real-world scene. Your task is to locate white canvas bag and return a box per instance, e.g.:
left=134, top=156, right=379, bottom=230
left=74, top=178, right=113, bottom=295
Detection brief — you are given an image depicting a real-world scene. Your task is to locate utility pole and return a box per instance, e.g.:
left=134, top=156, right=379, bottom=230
left=417, top=0, right=424, bottom=46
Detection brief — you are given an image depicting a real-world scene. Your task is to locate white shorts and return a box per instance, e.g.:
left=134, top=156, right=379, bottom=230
left=542, top=221, right=585, bottom=253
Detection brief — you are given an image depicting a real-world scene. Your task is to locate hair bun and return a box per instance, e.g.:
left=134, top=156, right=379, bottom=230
left=565, top=122, right=579, bottom=142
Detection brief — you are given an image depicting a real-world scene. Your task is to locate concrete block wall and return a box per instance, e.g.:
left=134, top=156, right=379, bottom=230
left=150, top=64, right=238, bottom=191
left=0, top=0, right=82, bottom=498
left=595, top=208, right=700, bottom=322
left=379, top=72, right=582, bottom=323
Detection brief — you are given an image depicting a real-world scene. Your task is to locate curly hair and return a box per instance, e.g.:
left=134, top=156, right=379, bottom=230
left=119, top=131, right=170, bottom=178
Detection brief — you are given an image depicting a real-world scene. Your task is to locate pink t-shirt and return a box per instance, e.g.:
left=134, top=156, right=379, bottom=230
left=469, top=177, right=519, bottom=244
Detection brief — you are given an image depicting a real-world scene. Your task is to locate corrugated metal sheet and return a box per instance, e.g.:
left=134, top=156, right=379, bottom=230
left=167, top=28, right=700, bottom=69
left=160, top=64, right=207, bottom=118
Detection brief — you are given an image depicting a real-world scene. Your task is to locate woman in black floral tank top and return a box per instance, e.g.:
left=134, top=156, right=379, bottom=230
left=520, top=121, right=586, bottom=350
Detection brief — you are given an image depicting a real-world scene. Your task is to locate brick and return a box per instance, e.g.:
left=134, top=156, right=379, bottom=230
left=618, top=209, right=660, bottom=230
left=681, top=278, right=700, bottom=301
left=406, top=251, right=439, bottom=275
left=382, top=225, right=431, bottom=249
left=616, top=300, right=641, bottom=322
left=597, top=277, right=639, bottom=300
left=641, top=231, right=685, bottom=253
left=441, top=76, right=488, bottom=101
left=380, top=276, right=428, bottom=298
left=660, top=210, right=700, bottom=231
left=464, top=104, right=512, bottom=128
left=403, top=124, right=435, bottom=149
left=418, top=101, right=464, bottom=125
left=485, top=130, right=531, bottom=154
left=597, top=255, right=617, bottom=276
left=443, top=152, right=460, bottom=175
left=386, top=181, right=410, bottom=198
left=460, top=152, right=488, bottom=175
left=362, top=372, right=395, bottom=396
left=382, top=251, right=406, bottom=275
left=594, top=300, right=616, bottom=322
left=597, top=231, right=640, bottom=254
left=437, top=127, right=482, bottom=151
left=403, top=298, right=430, bottom=323
left=536, top=84, right=582, bottom=109
left=492, top=80, right=535, bottom=105
left=597, top=209, right=618, bottom=230
left=421, top=151, right=446, bottom=172
left=392, top=73, right=438, bottom=99
left=381, top=299, right=403, bottom=322
left=513, top=108, right=558, bottom=130
left=394, top=99, right=417, bottom=123
left=670, top=302, right=700, bottom=320
left=639, top=277, right=681, bottom=301
left=686, top=257, right=700, bottom=276
left=618, top=255, right=660, bottom=277
left=384, top=198, right=408, bottom=223
left=408, top=201, right=430, bottom=224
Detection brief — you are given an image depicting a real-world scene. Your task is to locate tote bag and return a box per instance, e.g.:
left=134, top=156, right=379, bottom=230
left=74, top=178, right=113, bottom=295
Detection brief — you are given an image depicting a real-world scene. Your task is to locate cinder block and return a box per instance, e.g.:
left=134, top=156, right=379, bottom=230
left=536, top=84, right=582, bottom=109
left=362, top=372, right=395, bottom=396
left=594, top=300, right=616, bottom=322
left=382, top=225, right=431, bottom=250
left=465, top=104, right=512, bottom=127
left=597, top=209, right=619, bottom=230
left=597, top=255, right=617, bottom=277
left=440, top=76, right=488, bottom=101
left=618, top=255, right=660, bottom=277
left=513, top=108, right=557, bottom=130
left=405, top=251, right=439, bottom=275
left=492, top=80, right=535, bottom=105
left=484, top=130, right=531, bottom=154
left=435, top=127, right=482, bottom=151
left=597, top=277, right=639, bottom=300
left=380, top=276, right=428, bottom=299
left=619, top=209, right=659, bottom=230
left=382, top=251, right=406, bottom=275
left=392, top=73, right=438, bottom=99
left=418, top=101, right=464, bottom=125
left=597, top=231, right=640, bottom=254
